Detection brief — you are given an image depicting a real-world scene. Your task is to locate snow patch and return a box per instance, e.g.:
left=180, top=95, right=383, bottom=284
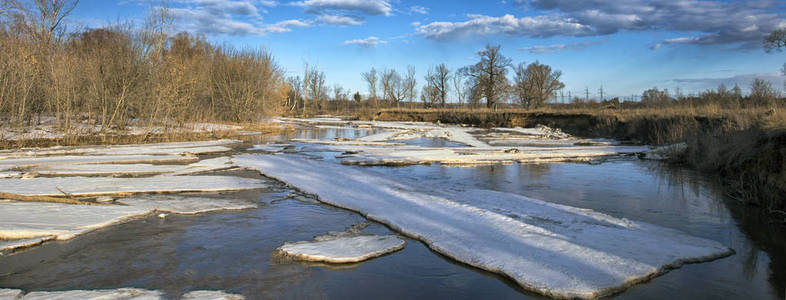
left=234, top=154, right=733, bottom=299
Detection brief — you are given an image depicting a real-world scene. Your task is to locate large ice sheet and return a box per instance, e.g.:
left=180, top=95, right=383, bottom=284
left=234, top=154, right=733, bottom=299
left=278, top=235, right=405, bottom=263
left=0, top=176, right=265, bottom=197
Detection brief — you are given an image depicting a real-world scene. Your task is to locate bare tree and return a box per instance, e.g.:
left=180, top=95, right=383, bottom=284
left=380, top=68, right=394, bottom=102
left=459, top=45, right=511, bottom=108
left=306, top=67, right=326, bottom=110
left=404, top=65, right=417, bottom=102
left=513, top=61, right=565, bottom=108
left=425, top=64, right=450, bottom=107
left=361, top=67, right=378, bottom=106
left=286, top=76, right=302, bottom=111
left=10, top=0, right=79, bottom=44
left=452, top=71, right=466, bottom=105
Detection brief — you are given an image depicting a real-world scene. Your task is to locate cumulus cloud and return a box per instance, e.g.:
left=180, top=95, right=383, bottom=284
left=419, top=0, right=786, bottom=47
left=519, top=40, right=606, bottom=54
left=292, top=0, right=391, bottom=16
left=344, top=36, right=387, bottom=47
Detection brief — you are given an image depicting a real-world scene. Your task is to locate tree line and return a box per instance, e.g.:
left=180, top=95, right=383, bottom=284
left=0, top=0, right=287, bottom=136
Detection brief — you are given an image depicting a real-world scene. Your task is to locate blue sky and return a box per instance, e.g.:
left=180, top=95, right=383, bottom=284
left=69, top=0, right=786, bottom=100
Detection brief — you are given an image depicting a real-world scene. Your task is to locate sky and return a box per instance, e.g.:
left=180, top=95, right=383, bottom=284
left=68, top=0, right=786, bottom=100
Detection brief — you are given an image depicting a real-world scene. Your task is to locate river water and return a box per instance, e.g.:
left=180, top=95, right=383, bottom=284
left=0, top=126, right=783, bottom=299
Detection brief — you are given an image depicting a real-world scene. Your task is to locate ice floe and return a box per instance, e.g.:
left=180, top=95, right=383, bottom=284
left=116, top=194, right=257, bottom=215
left=182, top=290, right=244, bottom=300
left=0, top=201, right=149, bottom=241
left=0, top=155, right=197, bottom=170
left=0, top=176, right=265, bottom=197
left=26, top=157, right=234, bottom=177
left=8, top=288, right=243, bottom=300
left=0, top=289, right=22, bottom=299
left=0, top=140, right=237, bottom=159
left=277, top=235, right=405, bottom=263
left=235, top=154, right=733, bottom=299
left=0, top=194, right=260, bottom=253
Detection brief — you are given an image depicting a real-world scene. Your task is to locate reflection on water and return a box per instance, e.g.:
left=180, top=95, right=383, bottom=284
left=0, top=126, right=783, bottom=299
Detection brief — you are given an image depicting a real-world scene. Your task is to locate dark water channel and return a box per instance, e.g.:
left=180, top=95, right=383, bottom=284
left=0, top=126, right=784, bottom=299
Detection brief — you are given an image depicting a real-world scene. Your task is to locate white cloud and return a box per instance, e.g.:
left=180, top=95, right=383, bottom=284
left=343, top=36, right=387, bottom=47
left=316, top=14, right=363, bottom=25
left=519, top=40, right=606, bottom=54
left=416, top=14, right=594, bottom=40
left=409, top=5, right=428, bottom=15
left=292, top=0, right=391, bottom=16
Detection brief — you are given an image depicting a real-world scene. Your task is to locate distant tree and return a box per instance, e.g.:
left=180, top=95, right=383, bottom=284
left=361, top=67, right=378, bottom=106
left=513, top=61, right=565, bottom=108
left=764, top=29, right=786, bottom=52
left=459, top=45, right=511, bottom=108
left=748, top=78, right=777, bottom=107
left=425, top=64, right=450, bottom=107
left=306, top=68, right=326, bottom=110
left=353, top=91, right=362, bottom=103
left=641, top=87, right=672, bottom=106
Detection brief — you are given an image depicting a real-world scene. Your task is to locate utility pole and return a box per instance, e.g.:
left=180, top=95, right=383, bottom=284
left=598, top=85, right=604, bottom=101
left=585, top=87, right=590, bottom=101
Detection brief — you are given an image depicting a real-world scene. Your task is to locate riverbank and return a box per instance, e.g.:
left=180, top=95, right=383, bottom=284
left=361, top=107, right=785, bottom=216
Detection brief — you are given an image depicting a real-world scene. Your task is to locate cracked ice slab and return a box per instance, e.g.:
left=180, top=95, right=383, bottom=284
left=0, top=175, right=264, bottom=197
left=234, top=154, right=733, bottom=299
left=277, top=235, right=405, bottom=263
